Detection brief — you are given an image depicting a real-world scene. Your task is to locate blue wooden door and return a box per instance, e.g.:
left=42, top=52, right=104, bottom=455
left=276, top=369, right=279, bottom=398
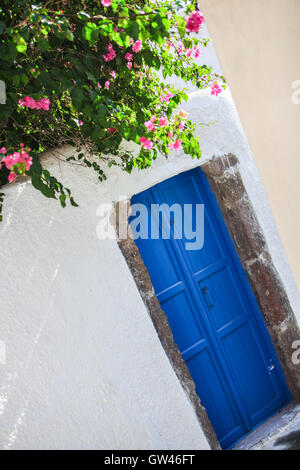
left=130, top=168, right=291, bottom=449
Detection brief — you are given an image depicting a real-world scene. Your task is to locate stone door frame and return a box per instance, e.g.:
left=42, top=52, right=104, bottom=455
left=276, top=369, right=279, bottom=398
left=117, top=154, right=300, bottom=449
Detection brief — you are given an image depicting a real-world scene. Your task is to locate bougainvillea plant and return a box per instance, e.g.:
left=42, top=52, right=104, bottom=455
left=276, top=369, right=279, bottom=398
left=0, top=0, right=225, bottom=220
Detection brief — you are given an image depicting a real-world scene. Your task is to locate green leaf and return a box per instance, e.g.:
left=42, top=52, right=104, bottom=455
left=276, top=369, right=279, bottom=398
left=70, top=197, right=79, bottom=207
left=82, top=23, right=99, bottom=42
left=59, top=194, right=66, bottom=208
left=37, top=38, right=50, bottom=51
left=175, top=15, right=187, bottom=39
left=15, top=35, right=27, bottom=54
left=127, top=22, right=139, bottom=40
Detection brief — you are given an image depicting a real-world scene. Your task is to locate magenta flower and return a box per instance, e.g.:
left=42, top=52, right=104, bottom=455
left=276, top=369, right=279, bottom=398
left=0, top=147, right=6, bottom=154
left=101, top=0, right=111, bottom=7
left=173, top=139, right=183, bottom=151
left=24, top=156, right=33, bottom=171
left=104, top=81, right=110, bottom=90
left=110, top=70, right=117, bottom=79
left=127, top=62, right=132, bottom=70
left=193, top=46, right=201, bottom=58
left=2, top=152, right=19, bottom=170
left=1, top=144, right=33, bottom=179
left=8, top=172, right=16, bottom=183
left=103, top=43, right=116, bottom=62
left=168, top=131, right=173, bottom=138
left=166, top=40, right=174, bottom=48
left=144, top=120, right=155, bottom=132
left=179, top=122, right=185, bottom=131
left=211, top=83, right=222, bottom=96
left=18, top=96, right=36, bottom=109
left=139, top=137, right=153, bottom=150
left=158, top=117, right=168, bottom=127
left=108, top=128, right=117, bottom=134
left=18, top=96, right=50, bottom=110
left=36, top=98, right=50, bottom=110
left=168, top=139, right=183, bottom=151
left=125, top=52, right=133, bottom=62
left=186, top=11, right=205, bottom=33
left=159, top=91, right=174, bottom=103
left=150, top=115, right=156, bottom=122
left=132, top=40, right=142, bottom=53
left=177, top=44, right=184, bottom=54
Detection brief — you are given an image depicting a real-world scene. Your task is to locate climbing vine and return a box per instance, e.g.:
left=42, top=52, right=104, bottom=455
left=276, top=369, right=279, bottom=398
left=0, top=0, right=225, bottom=220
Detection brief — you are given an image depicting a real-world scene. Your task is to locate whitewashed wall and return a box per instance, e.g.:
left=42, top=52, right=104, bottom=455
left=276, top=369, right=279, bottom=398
left=0, top=28, right=299, bottom=450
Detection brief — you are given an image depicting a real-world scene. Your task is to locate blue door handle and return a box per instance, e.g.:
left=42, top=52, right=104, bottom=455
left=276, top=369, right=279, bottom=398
left=201, top=286, right=214, bottom=309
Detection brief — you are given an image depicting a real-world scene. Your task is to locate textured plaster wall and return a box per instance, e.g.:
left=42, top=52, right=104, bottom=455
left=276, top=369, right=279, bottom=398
left=0, top=30, right=299, bottom=450
left=0, top=166, right=210, bottom=450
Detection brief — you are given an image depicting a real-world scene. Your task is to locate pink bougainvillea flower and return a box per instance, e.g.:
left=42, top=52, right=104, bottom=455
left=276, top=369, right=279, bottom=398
left=132, top=40, right=142, bottom=53
left=1, top=144, right=33, bottom=178
left=8, top=171, right=16, bottom=183
left=177, top=44, right=184, bottom=54
left=139, top=136, right=153, bottom=150
left=104, top=81, right=110, bottom=90
left=168, top=139, right=183, bottom=151
left=150, top=115, right=156, bottom=123
left=211, top=83, right=222, bottom=96
left=179, top=122, right=185, bottom=131
left=173, top=139, right=183, bottom=151
left=186, top=49, right=193, bottom=58
left=159, top=91, right=174, bottom=104
left=110, top=70, right=117, bottom=79
left=97, top=82, right=102, bottom=90
left=125, top=52, right=133, bottom=62
left=144, top=120, right=155, bottom=132
left=36, top=98, right=50, bottom=111
left=78, top=120, right=83, bottom=126
left=193, top=46, right=201, bottom=58
left=103, top=43, right=116, bottom=62
left=18, top=96, right=36, bottom=109
left=19, top=96, right=50, bottom=111
left=2, top=152, right=19, bottom=170
left=0, top=147, right=6, bottom=154
left=108, top=127, right=117, bottom=134
left=101, top=0, right=111, bottom=7
left=168, top=131, right=173, bottom=138
left=186, top=11, right=205, bottom=33
left=25, top=156, right=33, bottom=171
left=158, top=117, right=168, bottom=127
left=127, top=61, right=132, bottom=70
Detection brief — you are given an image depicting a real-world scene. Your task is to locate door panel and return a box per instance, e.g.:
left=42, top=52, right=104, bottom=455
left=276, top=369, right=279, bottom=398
left=130, top=167, right=291, bottom=448
left=187, top=348, right=243, bottom=447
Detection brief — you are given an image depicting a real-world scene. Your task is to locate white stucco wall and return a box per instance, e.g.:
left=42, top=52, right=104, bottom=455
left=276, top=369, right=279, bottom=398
left=0, top=29, right=299, bottom=450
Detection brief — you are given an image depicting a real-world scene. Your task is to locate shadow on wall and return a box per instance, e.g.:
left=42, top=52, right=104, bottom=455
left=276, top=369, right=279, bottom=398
left=275, top=430, right=300, bottom=450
